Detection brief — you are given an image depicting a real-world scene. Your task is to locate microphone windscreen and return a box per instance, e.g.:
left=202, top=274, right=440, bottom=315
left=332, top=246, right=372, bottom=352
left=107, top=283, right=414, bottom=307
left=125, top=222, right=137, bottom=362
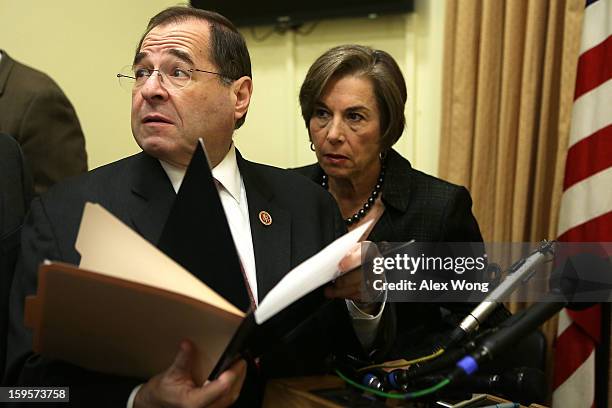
left=553, top=252, right=612, bottom=309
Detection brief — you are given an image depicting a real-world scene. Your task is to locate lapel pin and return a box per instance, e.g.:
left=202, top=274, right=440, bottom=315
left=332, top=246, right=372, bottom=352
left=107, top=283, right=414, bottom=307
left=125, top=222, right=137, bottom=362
left=258, top=210, right=272, bottom=226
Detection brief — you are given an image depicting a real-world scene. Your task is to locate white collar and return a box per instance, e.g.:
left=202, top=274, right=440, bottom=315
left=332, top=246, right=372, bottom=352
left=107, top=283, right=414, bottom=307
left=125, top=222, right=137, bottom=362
left=159, top=144, right=242, bottom=204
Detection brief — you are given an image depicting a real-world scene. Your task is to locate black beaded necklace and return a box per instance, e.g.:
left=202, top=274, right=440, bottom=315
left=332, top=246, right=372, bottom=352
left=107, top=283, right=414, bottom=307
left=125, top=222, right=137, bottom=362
left=321, top=163, right=385, bottom=226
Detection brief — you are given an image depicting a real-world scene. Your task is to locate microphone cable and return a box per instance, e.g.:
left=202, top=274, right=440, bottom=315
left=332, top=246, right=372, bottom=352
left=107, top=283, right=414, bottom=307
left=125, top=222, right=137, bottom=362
left=334, top=367, right=451, bottom=400
left=385, top=328, right=495, bottom=390
left=355, top=346, right=445, bottom=372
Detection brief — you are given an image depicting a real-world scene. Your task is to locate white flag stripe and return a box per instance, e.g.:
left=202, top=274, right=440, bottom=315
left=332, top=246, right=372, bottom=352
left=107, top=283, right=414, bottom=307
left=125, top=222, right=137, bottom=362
left=552, top=350, right=596, bottom=408
left=557, top=167, right=612, bottom=236
left=580, top=0, right=612, bottom=54
left=557, top=308, right=573, bottom=337
left=569, top=78, right=612, bottom=148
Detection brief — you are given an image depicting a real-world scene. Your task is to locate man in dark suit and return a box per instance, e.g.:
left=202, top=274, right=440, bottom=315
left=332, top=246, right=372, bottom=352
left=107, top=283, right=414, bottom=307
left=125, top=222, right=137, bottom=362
left=0, top=134, right=33, bottom=381
left=6, top=7, right=372, bottom=408
left=0, top=50, right=88, bottom=194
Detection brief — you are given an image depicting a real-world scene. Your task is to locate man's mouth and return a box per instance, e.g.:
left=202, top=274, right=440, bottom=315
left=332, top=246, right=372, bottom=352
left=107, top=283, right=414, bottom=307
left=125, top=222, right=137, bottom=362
left=142, top=114, right=173, bottom=124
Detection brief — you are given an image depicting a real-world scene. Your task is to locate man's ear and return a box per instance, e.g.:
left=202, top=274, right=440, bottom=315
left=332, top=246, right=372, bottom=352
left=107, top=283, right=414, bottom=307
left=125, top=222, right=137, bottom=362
left=232, top=76, right=253, bottom=122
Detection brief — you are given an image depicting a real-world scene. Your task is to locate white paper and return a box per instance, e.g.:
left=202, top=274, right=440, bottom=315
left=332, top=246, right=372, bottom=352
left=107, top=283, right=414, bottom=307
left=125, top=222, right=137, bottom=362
left=254, top=220, right=372, bottom=325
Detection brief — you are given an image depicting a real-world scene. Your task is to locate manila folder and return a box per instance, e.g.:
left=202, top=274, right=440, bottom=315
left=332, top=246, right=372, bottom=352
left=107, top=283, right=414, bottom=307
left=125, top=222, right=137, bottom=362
left=25, top=263, right=243, bottom=385
left=24, top=202, right=245, bottom=385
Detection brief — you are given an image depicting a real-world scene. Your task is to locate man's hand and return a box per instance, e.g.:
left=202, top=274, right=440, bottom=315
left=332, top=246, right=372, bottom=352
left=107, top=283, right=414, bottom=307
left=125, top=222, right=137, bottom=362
left=134, top=340, right=246, bottom=408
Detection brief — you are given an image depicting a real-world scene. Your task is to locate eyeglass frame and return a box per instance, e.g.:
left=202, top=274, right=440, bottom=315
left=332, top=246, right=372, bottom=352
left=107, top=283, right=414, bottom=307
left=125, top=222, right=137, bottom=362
left=116, top=65, right=236, bottom=91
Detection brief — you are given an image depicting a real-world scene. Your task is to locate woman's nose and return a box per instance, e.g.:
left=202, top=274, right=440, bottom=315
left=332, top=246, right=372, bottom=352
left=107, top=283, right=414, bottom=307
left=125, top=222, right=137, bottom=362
left=326, top=118, right=345, bottom=143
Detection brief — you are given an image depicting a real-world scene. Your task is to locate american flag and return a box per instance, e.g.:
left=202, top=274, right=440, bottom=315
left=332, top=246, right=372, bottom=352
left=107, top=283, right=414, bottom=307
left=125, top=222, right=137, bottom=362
left=553, top=0, right=612, bottom=406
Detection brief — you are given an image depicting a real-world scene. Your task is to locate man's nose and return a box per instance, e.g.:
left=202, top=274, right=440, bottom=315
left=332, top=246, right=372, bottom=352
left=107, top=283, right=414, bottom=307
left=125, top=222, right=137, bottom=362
left=139, top=72, right=169, bottom=101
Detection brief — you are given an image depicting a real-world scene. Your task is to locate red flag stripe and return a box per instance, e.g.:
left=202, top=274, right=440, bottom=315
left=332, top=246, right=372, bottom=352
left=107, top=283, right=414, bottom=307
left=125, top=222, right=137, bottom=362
left=568, top=304, right=602, bottom=342
left=574, top=34, right=612, bottom=99
left=563, top=124, right=612, bottom=189
left=553, top=323, right=596, bottom=387
left=558, top=210, right=612, bottom=242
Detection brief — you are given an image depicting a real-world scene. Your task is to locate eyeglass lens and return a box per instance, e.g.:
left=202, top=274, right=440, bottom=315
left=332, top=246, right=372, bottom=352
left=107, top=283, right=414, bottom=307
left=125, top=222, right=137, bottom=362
left=119, top=59, right=193, bottom=90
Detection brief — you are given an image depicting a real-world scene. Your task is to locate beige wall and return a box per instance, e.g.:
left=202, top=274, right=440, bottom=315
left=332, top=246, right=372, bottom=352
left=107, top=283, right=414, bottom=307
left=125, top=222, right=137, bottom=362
left=0, top=0, right=445, bottom=175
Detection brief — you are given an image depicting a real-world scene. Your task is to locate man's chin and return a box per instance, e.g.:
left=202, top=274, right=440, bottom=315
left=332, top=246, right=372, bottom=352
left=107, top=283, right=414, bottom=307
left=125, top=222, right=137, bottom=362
left=139, top=140, right=190, bottom=167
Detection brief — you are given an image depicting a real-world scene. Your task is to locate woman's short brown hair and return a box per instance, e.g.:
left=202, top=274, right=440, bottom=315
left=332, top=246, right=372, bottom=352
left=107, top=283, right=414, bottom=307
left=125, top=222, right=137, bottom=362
left=299, top=44, right=407, bottom=151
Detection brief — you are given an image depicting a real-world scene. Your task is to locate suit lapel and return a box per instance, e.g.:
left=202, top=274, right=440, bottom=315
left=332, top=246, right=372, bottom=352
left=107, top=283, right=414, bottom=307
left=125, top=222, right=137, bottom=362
left=127, top=153, right=176, bottom=245
left=369, top=149, right=413, bottom=241
left=0, top=51, right=15, bottom=97
left=237, top=152, right=291, bottom=302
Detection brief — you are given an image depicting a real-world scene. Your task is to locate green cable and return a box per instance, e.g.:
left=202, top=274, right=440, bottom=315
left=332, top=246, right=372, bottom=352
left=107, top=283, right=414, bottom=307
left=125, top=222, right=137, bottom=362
left=334, top=368, right=407, bottom=399
left=334, top=368, right=451, bottom=400
left=407, top=377, right=451, bottom=398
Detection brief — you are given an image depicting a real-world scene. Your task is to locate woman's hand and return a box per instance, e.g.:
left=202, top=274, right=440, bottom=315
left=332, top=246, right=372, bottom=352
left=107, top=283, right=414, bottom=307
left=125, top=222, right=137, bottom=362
left=325, top=242, right=383, bottom=313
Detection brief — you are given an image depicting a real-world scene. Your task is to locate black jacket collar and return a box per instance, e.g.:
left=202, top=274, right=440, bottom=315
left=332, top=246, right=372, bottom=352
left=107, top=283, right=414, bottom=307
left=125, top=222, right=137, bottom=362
left=379, top=148, right=413, bottom=213
left=0, top=50, right=15, bottom=97
left=127, top=152, right=176, bottom=244
left=294, top=148, right=414, bottom=214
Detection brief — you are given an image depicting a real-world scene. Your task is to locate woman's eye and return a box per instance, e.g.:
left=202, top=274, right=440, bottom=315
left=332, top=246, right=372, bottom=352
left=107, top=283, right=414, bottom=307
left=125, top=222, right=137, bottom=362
left=315, top=109, right=330, bottom=119
left=347, top=112, right=364, bottom=122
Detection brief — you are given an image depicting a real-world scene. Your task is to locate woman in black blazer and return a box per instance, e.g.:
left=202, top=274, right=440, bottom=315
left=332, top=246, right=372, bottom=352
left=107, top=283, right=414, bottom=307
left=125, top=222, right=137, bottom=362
left=294, top=45, right=500, bottom=358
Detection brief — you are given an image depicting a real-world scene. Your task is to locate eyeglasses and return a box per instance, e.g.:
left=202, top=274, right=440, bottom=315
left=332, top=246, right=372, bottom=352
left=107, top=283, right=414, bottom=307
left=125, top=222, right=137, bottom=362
left=117, top=61, right=232, bottom=91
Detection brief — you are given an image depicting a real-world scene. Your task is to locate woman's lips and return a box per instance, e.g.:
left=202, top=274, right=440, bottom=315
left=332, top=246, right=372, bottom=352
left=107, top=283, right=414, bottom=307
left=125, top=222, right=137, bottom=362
left=324, top=154, right=348, bottom=164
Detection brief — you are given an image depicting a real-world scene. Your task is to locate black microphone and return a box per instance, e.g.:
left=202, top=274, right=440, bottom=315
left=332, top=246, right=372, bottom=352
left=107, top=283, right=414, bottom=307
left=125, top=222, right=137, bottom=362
left=444, top=241, right=554, bottom=350
left=453, top=251, right=611, bottom=379
left=452, top=291, right=565, bottom=383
